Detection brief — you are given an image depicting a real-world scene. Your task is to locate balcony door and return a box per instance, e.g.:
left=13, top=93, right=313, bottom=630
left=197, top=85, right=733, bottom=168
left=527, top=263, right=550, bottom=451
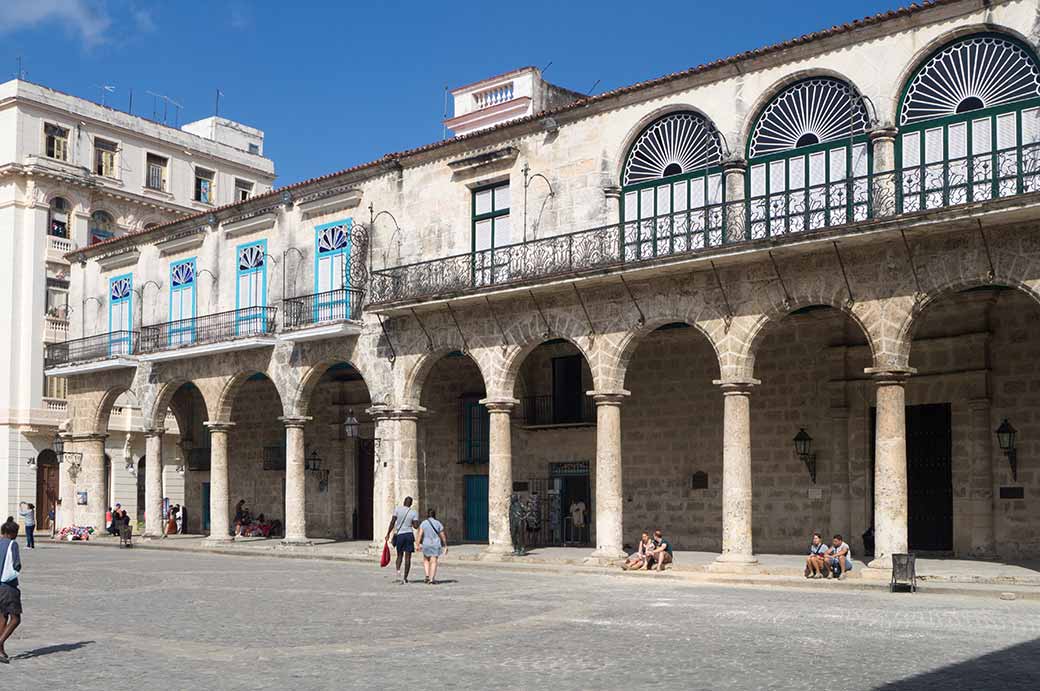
left=315, top=219, right=352, bottom=321
left=236, top=240, right=267, bottom=335
left=169, top=258, right=196, bottom=346
left=108, top=275, right=132, bottom=355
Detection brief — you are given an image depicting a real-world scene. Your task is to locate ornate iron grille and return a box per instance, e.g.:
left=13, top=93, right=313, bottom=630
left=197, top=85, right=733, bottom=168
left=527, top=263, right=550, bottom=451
left=519, top=395, right=595, bottom=426
left=44, top=330, right=137, bottom=367
left=137, top=306, right=276, bottom=354
left=283, top=288, right=365, bottom=330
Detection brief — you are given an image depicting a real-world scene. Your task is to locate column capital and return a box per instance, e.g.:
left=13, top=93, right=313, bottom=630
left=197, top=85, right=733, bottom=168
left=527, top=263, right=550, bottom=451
left=868, top=123, right=899, bottom=142
left=143, top=427, right=166, bottom=438
left=586, top=389, right=630, bottom=406
left=479, top=397, right=519, bottom=413
left=70, top=432, right=108, bottom=443
left=278, top=416, right=312, bottom=429
left=602, top=185, right=622, bottom=201
left=713, top=378, right=760, bottom=395
left=864, top=367, right=916, bottom=384
left=204, top=420, right=235, bottom=433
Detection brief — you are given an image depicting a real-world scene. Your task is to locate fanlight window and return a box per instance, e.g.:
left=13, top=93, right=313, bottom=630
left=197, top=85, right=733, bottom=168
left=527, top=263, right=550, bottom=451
left=171, top=261, right=195, bottom=287
left=238, top=244, right=266, bottom=270
left=898, top=34, right=1040, bottom=212
left=317, top=223, right=350, bottom=254
left=621, top=111, right=726, bottom=260
left=110, top=277, right=132, bottom=300
left=747, top=78, right=871, bottom=238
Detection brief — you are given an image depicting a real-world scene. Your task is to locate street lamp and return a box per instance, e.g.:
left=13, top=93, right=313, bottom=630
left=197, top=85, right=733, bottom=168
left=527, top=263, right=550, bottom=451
left=53, top=433, right=83, bottom=479
left=343, top=409, right=359, bottom=439
left=305, top=449, right=329, bottom=492
left=995, top=418, right=1018, bottom=481
left=793, top=428, right=817, bottom=484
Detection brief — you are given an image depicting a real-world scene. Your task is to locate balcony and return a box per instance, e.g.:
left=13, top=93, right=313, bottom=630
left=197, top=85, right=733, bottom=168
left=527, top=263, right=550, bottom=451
left=43, top=315, right=70, bottom=343
left=370, top=142, right=1040, bottom=307
left=519, top=395, right=595, bottom=428
left=279, top=288, right=364, bottom=342
left=137, top=306, right=277, bottom=362
left=44, top=331, right=137, bottom=375
left=46, top=235, right=73, bottom=264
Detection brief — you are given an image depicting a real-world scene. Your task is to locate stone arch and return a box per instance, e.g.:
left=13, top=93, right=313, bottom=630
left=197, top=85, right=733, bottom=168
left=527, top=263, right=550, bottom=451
left=291, top=359, right=378, bottom=417
left=148, top=378, right=195, bottom=430
left=499, top=333, right=599, bottom=400
left=740, top=295, right=879, bottom=380
left=214, top=369, right=288, bottom=421
left=895, top=277, right=1040, bottom=367
left=887, top=24, right=1037, bottom=127
left=401, top=347, right=496, bottom=408
left=91, top=385, right=132, bottom=434
left=739, top=68, right=871, bottom=157
left=613, top=316, right=724, bottom=391
left=612, top=103, right=728, bottom=185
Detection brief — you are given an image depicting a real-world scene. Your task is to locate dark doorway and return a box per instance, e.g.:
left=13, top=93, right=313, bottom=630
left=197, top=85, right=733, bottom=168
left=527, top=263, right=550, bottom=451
left=136, top=458, right=146, bottom=522
left=552, top=355, right=583, bottom=424
left=463, top=474, right=489, bottom=542
left=36, top=449, right=59, bottom=532
left=870, top=403, right=953, bottom=552
left=355, top=438, right=374, bottom=541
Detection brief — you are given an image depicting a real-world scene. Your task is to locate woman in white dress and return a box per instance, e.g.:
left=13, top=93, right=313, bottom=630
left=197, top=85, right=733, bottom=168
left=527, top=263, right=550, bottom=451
left=415, top=509, right=448, bottom=585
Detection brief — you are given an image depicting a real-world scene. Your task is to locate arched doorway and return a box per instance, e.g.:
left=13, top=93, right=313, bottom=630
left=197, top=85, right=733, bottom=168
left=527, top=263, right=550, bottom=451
left=35, top=448, right=60, bottom=532
left=226, top=372, right=286, bottom=538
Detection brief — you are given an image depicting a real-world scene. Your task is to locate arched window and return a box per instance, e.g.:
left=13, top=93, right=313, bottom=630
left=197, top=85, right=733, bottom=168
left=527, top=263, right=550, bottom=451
left=898, top=33, right=1040, bottom=211
left=620, top=111, right=725, bottom=259
left=747, top=77, right=871, bottom=237
left=90, top=210, right=117, bottom=245
left=49, top=197, right=70, bottom=238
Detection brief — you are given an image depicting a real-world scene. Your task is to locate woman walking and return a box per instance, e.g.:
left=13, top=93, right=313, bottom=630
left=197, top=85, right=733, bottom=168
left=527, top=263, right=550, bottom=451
left=416, top=509, right=448, bottom=585
left=0, top=518, right=23, bottom=663
left=17, top=503, right=34, bottom=549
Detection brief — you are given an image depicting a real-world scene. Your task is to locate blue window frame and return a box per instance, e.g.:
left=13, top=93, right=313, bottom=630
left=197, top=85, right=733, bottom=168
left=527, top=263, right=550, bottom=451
left=314, top=218, right=352, bottom=321
left=236, top=240, right=267, bottom=334
left=108, top=274, right=133, bottom=354
left=169, top=258, right=197, bottom=345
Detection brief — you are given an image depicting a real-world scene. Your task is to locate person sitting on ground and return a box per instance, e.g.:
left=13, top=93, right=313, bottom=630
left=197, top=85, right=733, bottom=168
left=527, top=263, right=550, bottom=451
left=827, top=534, right=853, bottom=580
left=649, top=530, right=673, bottom=572
left=622, top=532, right=653, bottom=571
left=233, top=500, right=248, bottom=537
left=805, top=532, right=830, bottom=578
left=108, top=505, right=123, bottom=536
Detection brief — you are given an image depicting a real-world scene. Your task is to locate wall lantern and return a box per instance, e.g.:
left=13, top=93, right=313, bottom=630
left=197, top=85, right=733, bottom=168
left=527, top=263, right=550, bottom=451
left=343, top=409, right=360, bottom=439
left=995, top=418, right=1018, bottom=481
left=125, top=459, right=136, bottom=477
left=793, top=428, right=817, bottom=484
left=26, top=456, right=36, bottom=467
left=53, top=432, right=83, bottom=479
left=305, top=449, right=330, bottom=492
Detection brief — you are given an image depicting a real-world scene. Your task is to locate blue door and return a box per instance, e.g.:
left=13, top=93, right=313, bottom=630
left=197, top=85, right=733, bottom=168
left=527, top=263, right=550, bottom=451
left=464, top=475, right=488, bottom=542
left=201, top=482, right=211, bottom=532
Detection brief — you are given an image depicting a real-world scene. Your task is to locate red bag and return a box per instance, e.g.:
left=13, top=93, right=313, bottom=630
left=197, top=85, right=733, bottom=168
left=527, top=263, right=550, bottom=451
left=380, top=540, right=391, bottom=568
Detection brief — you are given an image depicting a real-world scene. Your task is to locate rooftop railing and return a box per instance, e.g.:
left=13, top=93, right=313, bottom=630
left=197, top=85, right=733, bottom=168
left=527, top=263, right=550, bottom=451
left=138, top=306, right=277, bottom=354
left=282, top=288, right=364, bottom=331
left=44, top=331, right=136, bottom=368
left=371, top=141, right=1040, bottom=305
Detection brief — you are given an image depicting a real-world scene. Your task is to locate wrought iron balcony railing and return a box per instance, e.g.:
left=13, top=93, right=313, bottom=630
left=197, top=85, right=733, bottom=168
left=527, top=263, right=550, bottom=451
left=520, top=395, right=595, bottom=426
left=282, top=288, right=364, bottom=331
left=371, top=141, right=1040, bottom=305
left=44, top=330, right=136, bottom=368
left=138, top=306, right=277, bottom=354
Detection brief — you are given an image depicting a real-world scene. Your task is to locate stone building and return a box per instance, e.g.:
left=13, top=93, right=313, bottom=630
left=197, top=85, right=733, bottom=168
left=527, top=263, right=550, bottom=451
left=50, top=0, right=1040, bottom=568
left=1, top=78, right=275, bottom=530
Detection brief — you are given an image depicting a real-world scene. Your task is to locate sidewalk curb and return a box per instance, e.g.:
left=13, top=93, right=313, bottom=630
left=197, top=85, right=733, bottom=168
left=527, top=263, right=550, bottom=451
left=50, top=538, right=1040, bottom=600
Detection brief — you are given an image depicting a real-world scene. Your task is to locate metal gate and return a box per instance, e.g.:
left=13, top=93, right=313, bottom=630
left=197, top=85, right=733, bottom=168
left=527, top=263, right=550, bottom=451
left=906, top=403, right=953, bottom=552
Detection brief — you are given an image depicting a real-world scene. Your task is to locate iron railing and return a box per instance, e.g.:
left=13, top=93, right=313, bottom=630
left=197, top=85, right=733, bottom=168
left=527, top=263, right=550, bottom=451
left=520, top=395, right=595, bottom=426
left=371, top=142, right=1040, bottom=305
left=138, top=306, right=277, bottom=354
left=44, top=331, right=136, bottom=368
left=282, top=288, right=365, bottom=330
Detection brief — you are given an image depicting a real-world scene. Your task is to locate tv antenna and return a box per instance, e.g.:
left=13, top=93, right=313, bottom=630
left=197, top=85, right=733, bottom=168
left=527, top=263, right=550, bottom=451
left=94, top=84, right=116, bottom=106
left=586, top=79, right=601, bottom=96
left=15, top=56, right=27, bottom=80
left=145, top=90, right=183, bottom=126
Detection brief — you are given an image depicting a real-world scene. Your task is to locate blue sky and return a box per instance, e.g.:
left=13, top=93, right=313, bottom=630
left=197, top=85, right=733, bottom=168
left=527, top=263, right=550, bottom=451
left=1, top=1, right=901, bottom=185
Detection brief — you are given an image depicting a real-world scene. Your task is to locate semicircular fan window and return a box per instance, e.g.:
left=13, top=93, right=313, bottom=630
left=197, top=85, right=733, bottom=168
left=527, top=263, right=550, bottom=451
left=749, top=78, right=870, bottom=159
left=622, top=112, right=723, bottom=186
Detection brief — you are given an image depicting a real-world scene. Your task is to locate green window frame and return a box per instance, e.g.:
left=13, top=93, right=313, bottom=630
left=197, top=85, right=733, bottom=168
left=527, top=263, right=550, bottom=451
left=458, top=394, right=489, bottom=464
left=472, top=181, right=510, bottom=286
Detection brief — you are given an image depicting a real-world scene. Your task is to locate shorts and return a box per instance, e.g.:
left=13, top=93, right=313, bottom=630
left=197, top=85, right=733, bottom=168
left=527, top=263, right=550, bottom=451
left=393, top=532, right=415, bottom=553
left=829, top=556, right=852, bottom=571
left=0, top=584, right=22, bottom=616
left=422, top=544, right=443, bottom=558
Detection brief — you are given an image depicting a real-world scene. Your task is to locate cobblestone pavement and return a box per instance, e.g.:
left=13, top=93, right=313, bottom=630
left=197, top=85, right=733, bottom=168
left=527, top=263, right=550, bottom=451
left=5, top=544, right=1040, bottom=690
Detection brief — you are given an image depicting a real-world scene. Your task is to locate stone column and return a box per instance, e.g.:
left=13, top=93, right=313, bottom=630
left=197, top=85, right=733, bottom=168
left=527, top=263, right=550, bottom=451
left=368, top=406, right=395, bottom=548
left=713, top=381, right=758, bottom=567
left=603, top=185, right=622, bottom=221
left=143, top=428, right=165, bottom=538
left=869, top=124, right=898, bottom=218
left=393, top=407, right=423, bottom=511
left=587, top=390, right=628, bottom=561
left=968, top=398, right=997, bottom=558
left=829, top=407, right=851, bottom=540
left=204, top=421, right=234, bottom=543
left=280, top=416, right=312, bottom=545
left=722, top=157, right=747, bottom=243
left=481, top=398, right=518, bottom=556
left=57, top=431, right=76, bottom=530
left=867, top=370, right=911, bottom=569
left=73, top=433, right=108, bottom=530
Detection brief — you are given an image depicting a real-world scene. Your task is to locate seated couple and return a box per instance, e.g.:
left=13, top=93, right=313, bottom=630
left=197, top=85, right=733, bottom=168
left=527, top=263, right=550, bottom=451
left=622, top=530, right=672, bottom=571
left=806, top=533, right=854, bottom=580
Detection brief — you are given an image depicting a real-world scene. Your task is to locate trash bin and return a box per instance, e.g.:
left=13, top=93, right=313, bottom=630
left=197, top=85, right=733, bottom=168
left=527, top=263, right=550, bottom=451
left=890, top=553, right=916, bottom=593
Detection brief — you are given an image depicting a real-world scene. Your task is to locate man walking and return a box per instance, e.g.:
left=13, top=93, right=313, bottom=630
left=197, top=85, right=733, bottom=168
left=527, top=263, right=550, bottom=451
left=384, top=496, right=418, bottom=584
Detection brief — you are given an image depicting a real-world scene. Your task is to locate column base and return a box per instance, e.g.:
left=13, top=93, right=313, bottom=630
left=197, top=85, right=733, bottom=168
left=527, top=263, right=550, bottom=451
left=203, top=536, right=235, bottom=547
left=584, top=547, right=627, bottom=565
left=708, top=553, right=758, bottom=573
left=481, top=543, right=515, bottom=560
left=141, top=532, right=164, bottom=541
left=867, top=554, right=892, bottom=570
left=280, top=538, right=313, bottom=548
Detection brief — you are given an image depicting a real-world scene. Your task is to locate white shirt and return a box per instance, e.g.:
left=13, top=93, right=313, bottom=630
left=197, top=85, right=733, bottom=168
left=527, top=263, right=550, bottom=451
left=570, top=501, right=586, bottom=527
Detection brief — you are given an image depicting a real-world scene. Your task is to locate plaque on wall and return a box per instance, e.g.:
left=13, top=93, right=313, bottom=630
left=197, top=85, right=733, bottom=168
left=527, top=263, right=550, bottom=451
left=512, top=481, right=530, bottom=492
left=999, top=486, right=1025, bottom=500
left=690, top=471, right=709, bottom=490
left=76, top=491, right=88, bottom=505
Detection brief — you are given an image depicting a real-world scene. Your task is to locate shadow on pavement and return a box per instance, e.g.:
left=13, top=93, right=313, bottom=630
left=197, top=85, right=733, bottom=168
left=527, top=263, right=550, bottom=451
left=14, top=640, right=95, bottom=660
left=875, top=637, right=1040, bottom=690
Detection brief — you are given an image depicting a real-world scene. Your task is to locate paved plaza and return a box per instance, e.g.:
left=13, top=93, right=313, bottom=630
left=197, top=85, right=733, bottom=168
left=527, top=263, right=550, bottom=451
left=4, top=544, right=1040, bottom=690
